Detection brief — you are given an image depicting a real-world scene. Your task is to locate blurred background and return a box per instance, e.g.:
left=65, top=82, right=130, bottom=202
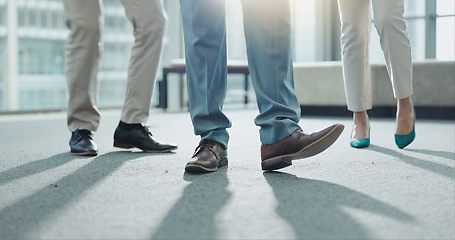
left=0, top=0, right=454, bottom=112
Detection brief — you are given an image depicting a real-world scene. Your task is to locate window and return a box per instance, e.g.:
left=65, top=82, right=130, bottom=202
left=1, top=0, right=453, bottom=112
left=367, top=0, right=454, bottom=62
left=291, top=0, right=319, bottom=62
left=0, top=4, right=5, bottom=26
left=17, top=8, right=26, bottom=27
left=226, top=0, right=247, bottom=61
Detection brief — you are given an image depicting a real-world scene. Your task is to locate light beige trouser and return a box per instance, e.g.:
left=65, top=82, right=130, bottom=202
left=337, top=0, right=413, bottom=112
left=63, top=0, right=167, bottom=132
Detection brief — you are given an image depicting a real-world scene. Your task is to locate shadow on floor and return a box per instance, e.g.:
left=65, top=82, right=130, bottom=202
left=263, top=171, right=415, bottom=239
left=407, top=149, right=455, bottom=161
left=0, top=152, right=77, bottom=186
left=369, top=145, right=455, bottom=180
left=151, top=167, right=230, bottom=240
left=0, top=151, right=149, bottom=239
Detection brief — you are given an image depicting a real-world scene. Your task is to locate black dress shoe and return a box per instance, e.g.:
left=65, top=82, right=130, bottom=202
left=69, top=129, right=98, bottom=156
left=113, top=124, right=177, bottom=153
left=185, top=139, right=228, bottom=173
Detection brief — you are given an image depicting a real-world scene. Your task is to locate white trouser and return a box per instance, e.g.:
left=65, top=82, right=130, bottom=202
left=63, top=0, right=167, bottom=131
left=337, top=0, right=413, bottom=112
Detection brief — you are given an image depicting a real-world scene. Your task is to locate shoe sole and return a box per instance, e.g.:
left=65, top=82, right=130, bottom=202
left=71, top=151, right=98, bottom=156
left=113, top=141, right=177, bottom=153
left=261, top=124, right=344, bottom=171
left=185, top=158, right=228, bottom=173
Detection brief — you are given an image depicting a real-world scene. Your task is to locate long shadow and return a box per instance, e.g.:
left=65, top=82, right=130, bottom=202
left=0, top=151, right=144, bottom=239
left=264, top=172, right=415, bottom=239
left=369, top=145, right=455, bottom=180
left=407, top=149, right=455, bottom=161
left=151, top=168, right=230, bottom=240
left=0, top=152, right=78, bottom=186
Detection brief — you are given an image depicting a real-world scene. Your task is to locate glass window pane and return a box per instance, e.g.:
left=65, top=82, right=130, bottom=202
left=370, top=19, right=426, bottom=62
left=291, top=0, right=318, bottom=62
left=226, top=0, right=247, bottom=60
left=406, top=19, right=426, bottom=61
left=41, top=9, right=48, bottom=28
left=437, top=0, right=455, bottom=15
left=18, top=8, right=26, bottom=27
left=404, top=0, right=426, bottom=17
left=436, top=17, right=455, bottom=60
left=29, top=8, right=36, bottom=27
left=0, top=4, right=4, bottom=26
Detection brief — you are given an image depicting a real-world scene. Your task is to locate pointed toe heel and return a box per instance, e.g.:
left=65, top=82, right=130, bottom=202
left=350, top=138, right=370, bottom=148
left=350, top=125, right=370, bottom=148
left=395, top=127, right=415, bottom=149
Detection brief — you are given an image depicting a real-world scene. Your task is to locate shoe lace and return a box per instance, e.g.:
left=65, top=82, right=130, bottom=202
left=75, top=129, right=93, bottom=141
left=140, top=125, right=154, bottom=137
left=192, top=139, right=218, bottom=159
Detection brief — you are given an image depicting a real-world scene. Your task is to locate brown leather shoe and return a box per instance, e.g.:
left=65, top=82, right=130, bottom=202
left=261, top=124, right=344, bottom=171
left=185, top=140, right=228, bottom=173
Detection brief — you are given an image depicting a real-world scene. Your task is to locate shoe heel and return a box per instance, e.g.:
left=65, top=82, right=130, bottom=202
left=262, top=157, right=292, bottom=171
left=395, top=111, right=416, bottom=149
left=350, top=138, right=370, bottom=148
left=218, top=158, right=228, bottom=167
left=113, top=141, right=134, bottom=149
left=350, top=123, right=370, bottom=148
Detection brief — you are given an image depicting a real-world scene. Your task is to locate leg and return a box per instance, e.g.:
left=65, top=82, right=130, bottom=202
left=112, top=0, right=176, bottom=153
left=119, top=0, right=167, bottom=124
left=63, top=0, right=102, bottom=155
left=352, top=111, right=369, bottom=139
left=372, top=0, right=413, bottom=100
left=63, top=0, right=103, bottom=132
left=337, top=0, right=371, bottom=140
left=179, top=0, right=231, bottom=173
left=240, top=0, right=300, bottom=145
left=395, top=96, right=415, bottom=149
left=338, top=0, right=372, bottom=113
left=396, top=96, right=414, bottom=134
left=241, top=0, right=344, bottom=170
left=372, top=0, right=414, bottom=135
left=179, top=0, right=231, bottom=149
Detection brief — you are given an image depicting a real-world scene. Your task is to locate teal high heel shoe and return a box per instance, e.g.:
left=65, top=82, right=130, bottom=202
left=395, top=113, right=416, bottom=149
left=350, top=125, right=370, bottom=148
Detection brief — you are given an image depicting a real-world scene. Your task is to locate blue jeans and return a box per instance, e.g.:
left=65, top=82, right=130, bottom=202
left=180, top=0, right=301, bottom=149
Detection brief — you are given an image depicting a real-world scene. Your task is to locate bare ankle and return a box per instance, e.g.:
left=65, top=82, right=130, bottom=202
left=397, top=97, right=414, bottom=114
left=353, top=111, right=369, bottom=125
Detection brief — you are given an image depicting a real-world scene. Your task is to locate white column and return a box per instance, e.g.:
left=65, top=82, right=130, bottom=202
left=3, top=0, right=19, bottom=110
